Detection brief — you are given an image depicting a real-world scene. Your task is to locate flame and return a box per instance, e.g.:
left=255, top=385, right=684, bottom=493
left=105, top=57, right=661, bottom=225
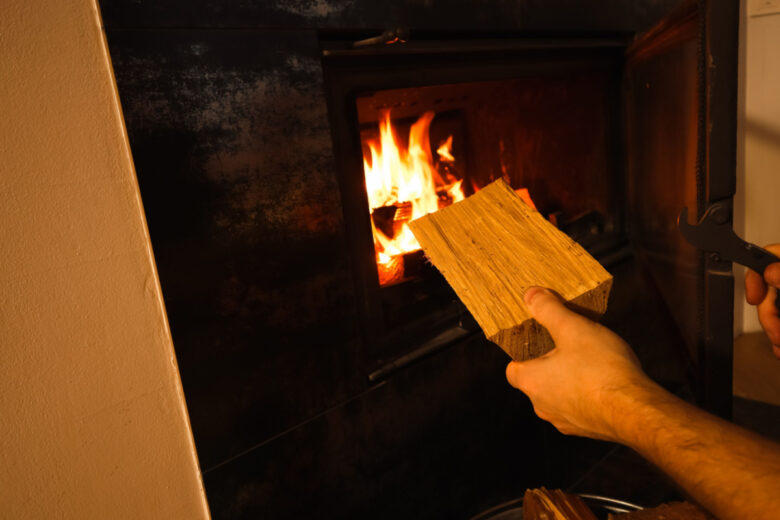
left=436, top=135, right=455, bottom=163
left=363, top=110, right=536, bottom=285
left=515, top=187, right=536, bottom=210
left=363, top=111, right=465, bottom=283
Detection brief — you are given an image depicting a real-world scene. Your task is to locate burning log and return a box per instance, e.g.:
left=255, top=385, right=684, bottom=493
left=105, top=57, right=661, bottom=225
left=371, top=202, right=413, bottom=240
left=371, top=205, right=398, bottom=239
left=376, top=253, right=404, bottom=286
left=409, top=179, right=612, bottom=361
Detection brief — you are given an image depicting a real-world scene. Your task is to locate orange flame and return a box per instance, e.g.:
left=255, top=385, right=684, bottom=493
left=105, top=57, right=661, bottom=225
left=363, top=111, right=465, bottom=284
left=436, top=135, right=455, bottom=162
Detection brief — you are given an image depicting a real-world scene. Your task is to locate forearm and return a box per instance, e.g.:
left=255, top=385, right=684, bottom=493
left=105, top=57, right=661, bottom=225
left=611, top=381, right=780, bottom=520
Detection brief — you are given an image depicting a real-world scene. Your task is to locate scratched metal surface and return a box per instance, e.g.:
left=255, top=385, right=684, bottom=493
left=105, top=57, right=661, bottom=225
left=106, top=29, right=363, bottom=472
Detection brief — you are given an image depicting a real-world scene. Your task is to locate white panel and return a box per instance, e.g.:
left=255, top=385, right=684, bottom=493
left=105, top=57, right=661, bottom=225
left=736, top=7, right=780, bottom=335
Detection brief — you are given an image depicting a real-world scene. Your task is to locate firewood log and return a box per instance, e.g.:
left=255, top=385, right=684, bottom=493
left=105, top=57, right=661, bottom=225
left=409, top=179, right=612, bottom=361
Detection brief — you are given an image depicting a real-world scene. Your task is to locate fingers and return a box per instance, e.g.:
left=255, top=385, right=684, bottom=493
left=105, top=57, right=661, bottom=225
left=506, top=361, right=522, bottom=390
left=765, top=263, right=780, bottom=289
left=745, top=269, right=768, bottom=305
left=523, top=286, right=598, bottom=346
left=745, top=245, right=780, bottom=357
left=506, top=359, right=538, bottom=392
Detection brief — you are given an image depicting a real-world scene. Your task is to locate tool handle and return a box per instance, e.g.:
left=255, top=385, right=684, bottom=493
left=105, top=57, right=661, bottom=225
left=745, top=243, right=780, bottom=275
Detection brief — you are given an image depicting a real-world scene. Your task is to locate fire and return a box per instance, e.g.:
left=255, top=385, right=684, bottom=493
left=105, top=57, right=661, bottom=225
left=363, top=111, right=465, bottom=285
left=363, top=110, right=537, bottom=286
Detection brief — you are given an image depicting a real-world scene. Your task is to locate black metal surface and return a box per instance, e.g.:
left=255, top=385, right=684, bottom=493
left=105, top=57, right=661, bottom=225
left=624, top=2, right=702, bottom=365
left=703, top=257, right=734, bottom=418
left=703, top=0, right=739, bottom=203
left=104, top=28, right=364, bottom=470
left=99, top=0, right=680, bottom=32
left=202, top=334, right=545, bottom=519
left=367, top=325, right=477, bottom=383
left=699, top=0, right=739, bottom=418
left=323, top=37, right=628, bottom=57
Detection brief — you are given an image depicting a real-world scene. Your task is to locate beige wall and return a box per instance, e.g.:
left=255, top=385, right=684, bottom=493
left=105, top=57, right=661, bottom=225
left=0, top=0, right=210, bottom=517
left=735, top=1, right=780, bottom=335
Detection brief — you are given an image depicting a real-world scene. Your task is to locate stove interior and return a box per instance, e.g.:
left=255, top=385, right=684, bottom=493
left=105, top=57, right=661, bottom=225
left=360, top=76, right=615, bottom=286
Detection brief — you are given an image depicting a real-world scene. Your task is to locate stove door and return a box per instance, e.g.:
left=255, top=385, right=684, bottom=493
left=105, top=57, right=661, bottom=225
left=624, top=0, right=738, bottom=417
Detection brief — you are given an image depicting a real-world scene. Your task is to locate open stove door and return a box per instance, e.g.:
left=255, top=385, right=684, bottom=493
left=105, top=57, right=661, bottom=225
left=624, top=0, right=738, bottom=417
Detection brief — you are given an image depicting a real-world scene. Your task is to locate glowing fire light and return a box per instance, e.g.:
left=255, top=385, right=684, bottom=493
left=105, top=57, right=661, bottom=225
left=363, top=111, right=465, bottom=285
left=436, top=136, right=455, bottom=162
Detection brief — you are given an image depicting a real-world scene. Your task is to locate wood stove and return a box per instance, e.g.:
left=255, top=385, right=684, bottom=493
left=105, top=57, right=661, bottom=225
left=101, top=0, right=738, bottom=517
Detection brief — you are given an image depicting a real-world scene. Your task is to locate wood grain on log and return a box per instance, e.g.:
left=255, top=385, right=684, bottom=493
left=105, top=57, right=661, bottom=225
left=409, top=179, right=612, bottom=361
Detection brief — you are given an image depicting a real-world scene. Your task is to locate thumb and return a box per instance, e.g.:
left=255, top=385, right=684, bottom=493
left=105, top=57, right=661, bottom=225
left=524, top=286, right=595, bottom=345
left=505, top=355, right=553, bottom=395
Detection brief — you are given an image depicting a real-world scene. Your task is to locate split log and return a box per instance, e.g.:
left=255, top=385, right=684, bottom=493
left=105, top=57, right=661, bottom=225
left=408, top=179, right=612, bottom=361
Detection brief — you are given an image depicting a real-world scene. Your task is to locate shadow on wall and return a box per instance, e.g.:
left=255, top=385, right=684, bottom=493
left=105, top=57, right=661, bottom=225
left=744, top=119, right=780, bottom=148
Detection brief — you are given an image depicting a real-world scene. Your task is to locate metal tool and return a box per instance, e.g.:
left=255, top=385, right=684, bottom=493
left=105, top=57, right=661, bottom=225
left=678, top=204, right=780, bottom=311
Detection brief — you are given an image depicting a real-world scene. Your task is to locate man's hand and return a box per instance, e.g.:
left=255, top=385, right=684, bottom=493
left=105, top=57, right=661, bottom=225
left=744, top=244, right=780, bottom=359
left=505, top=287, right=656, bottom=442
